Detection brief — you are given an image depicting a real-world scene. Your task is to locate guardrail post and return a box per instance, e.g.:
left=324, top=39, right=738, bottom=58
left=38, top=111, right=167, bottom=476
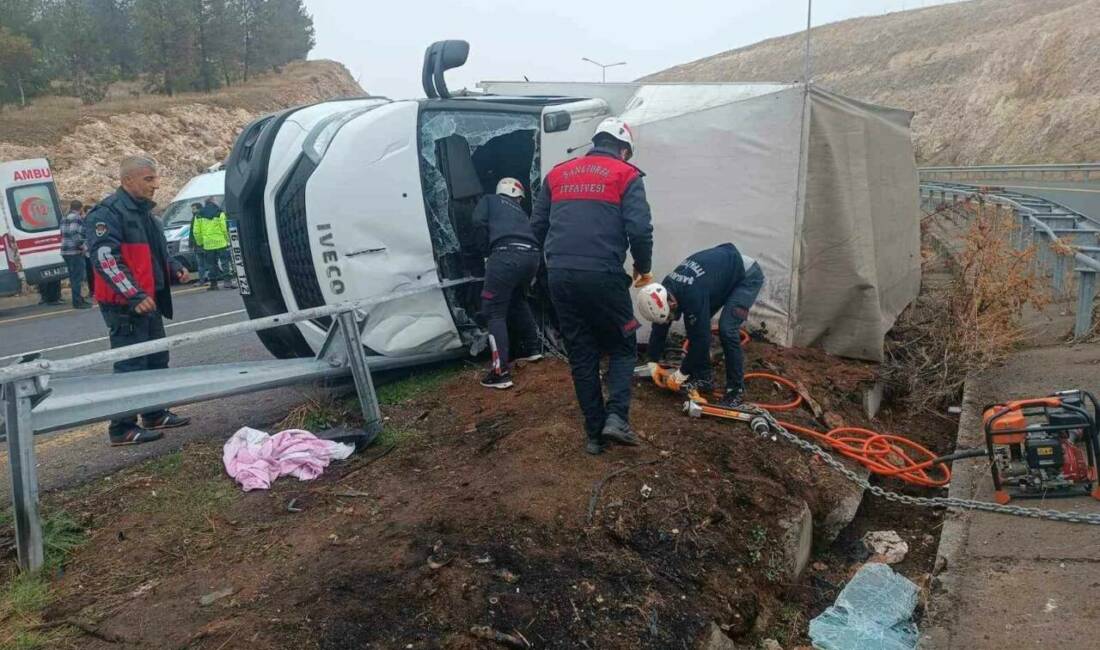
left=4, top=379, right=44, bottom=571
left=336, top=310, right=383, bottom=436
left=1053, top=251, right=1067, bottom=295
left=1035, top=231, right=1052, bottom=278
left=1075, top=269, right=1097, bottom=338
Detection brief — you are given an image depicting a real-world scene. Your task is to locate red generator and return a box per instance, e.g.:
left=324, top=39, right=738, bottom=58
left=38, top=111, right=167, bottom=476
left=983, top=390, right=1100, bottom=504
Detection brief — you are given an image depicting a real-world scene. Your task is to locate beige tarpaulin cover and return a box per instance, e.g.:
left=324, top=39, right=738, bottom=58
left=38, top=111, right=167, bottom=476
left=480, top=81, right=920, bottom=361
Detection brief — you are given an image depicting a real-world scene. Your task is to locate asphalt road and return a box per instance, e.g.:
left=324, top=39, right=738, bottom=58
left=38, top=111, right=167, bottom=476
left=968, top=178, right=1100, bottom=221
left=0, top=285, right=321, bottom=500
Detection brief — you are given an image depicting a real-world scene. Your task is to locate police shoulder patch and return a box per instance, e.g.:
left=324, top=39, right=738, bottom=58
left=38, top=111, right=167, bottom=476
left=94, top=222, right=108, bottom=237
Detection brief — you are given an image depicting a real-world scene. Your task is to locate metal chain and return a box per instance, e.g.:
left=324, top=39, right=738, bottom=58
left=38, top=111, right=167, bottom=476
left=755, top=411, right=1100, bottom=525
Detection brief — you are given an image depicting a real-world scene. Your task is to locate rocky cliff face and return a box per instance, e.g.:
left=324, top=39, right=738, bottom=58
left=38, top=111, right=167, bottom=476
left=0, top=60, right=363, bottom=205
left=646, top=0, right=1100, bottom=164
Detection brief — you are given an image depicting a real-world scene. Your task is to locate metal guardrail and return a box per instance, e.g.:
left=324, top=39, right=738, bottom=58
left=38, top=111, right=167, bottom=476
left=2, top=277, right=480, bottom=571
left=920, top=163, right=1100, bottom=181
left=920, top=182, right=1100, bottom=337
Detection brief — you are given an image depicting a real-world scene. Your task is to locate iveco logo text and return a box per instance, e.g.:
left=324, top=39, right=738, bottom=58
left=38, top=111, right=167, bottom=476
left=316, top=223, right=345, bottom=295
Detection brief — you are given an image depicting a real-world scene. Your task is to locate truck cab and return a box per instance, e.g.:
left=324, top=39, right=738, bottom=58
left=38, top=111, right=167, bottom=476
left=226, top=42, right=609, bottom=363
left=0, top=159, right=67, bottom=299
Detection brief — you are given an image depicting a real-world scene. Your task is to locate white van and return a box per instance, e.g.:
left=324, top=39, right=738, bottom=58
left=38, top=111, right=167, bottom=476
left=0, top=159, right=68, bottom=299
left=161, top=168, right=225, bottom=274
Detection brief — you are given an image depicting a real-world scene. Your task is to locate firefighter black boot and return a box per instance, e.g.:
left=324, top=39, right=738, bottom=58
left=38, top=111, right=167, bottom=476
left=601, top=413, right=640, bottom=446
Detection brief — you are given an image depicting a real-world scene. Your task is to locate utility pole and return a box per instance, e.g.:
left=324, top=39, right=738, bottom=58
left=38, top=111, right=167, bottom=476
left=581, top=57, right=626, bottom=83
left=803, top=0, right=813, bottom=85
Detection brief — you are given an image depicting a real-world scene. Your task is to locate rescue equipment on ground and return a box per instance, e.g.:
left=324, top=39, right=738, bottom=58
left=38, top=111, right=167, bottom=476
left=982, top=391, right=1100, bottom=504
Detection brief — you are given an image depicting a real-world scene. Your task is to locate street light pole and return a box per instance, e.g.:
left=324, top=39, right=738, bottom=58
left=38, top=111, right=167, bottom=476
left=581, top=57, right=627, bottom=83
left=803, top=0, right=813, bottom=84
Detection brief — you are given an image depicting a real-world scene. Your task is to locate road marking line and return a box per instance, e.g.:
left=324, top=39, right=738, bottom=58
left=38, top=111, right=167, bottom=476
left=0, top=285, right=213, bottom=325
left=0, top=309, right=247, bottom=362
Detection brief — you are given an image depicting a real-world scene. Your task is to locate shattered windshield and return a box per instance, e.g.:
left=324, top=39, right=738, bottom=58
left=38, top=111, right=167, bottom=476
left=418, top=110, right=540, bottom=255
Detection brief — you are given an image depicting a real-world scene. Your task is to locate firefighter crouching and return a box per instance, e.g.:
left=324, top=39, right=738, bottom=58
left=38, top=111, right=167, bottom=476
left=532, top=117, right=655, bottom=455
left=86, top=156, right=192, bottom=446
left=637, top=243, right=766, bottom=407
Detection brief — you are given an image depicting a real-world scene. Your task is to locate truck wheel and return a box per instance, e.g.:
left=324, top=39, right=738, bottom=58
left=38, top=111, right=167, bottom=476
left=39, top=280, right=62, bottom=304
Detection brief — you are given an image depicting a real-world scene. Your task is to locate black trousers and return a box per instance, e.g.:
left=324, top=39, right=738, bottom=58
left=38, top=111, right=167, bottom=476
left=480, top=248, right=540, bottom=370
left=63, top=255, right=86, bottom=306
left=203, top=248, right=232, bottom=282
left=101, top=308, right=169, bottom=434
left=84, top=257, right=94, bottom=297
left=548, top=269, right=638, bottom=438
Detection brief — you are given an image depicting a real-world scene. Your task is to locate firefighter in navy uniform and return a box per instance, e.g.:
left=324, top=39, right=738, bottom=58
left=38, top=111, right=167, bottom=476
left=636, top=243, right=766, bottom=407
left=87, top=156, right=192, bottom=446
left=472, top=177, right=543, bottom=389
left=532, top=118, right=655, bottom=455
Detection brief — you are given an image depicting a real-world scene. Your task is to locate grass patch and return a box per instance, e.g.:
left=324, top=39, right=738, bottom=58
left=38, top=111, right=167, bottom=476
left=278, top=396, right=357, bottom=432
left=376, top=427, right=420, bottom=448
left=137, top=473, right=236, bottom=532
left=0, top=508, right=86, bottom=645
left=1, top=572, right=49, bottom=618
left=144, top=450, right=183, bottom=477
left=41, top=512, right=85, bottom=571
left=376, top=363, right=466, bottom=406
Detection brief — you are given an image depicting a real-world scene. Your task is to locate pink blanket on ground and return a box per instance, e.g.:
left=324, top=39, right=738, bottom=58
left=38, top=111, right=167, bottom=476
left=222, top=427, right=355, bottom=491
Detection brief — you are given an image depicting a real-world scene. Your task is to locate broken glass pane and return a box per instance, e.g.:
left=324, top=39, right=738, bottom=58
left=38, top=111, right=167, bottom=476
left=418, top=111, right=540, bottom=256
left=809, top=563, right=919, bottom=650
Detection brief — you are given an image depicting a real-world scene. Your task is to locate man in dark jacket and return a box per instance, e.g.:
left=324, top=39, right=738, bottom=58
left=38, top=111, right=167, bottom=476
left=532, top=117, right=654, bottom=455
left=637, top=243, right=765, bottom=407
left=86, top=156, right=191, bottom=446
left=471, top=177, right=542, bottom=389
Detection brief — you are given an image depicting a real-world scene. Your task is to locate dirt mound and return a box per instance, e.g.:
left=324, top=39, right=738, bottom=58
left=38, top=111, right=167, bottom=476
left=35, top=343, right=952, bottom=649
left=0, top=60, right=363, bottom=206
left=646, top=0, right=1100, bottom=165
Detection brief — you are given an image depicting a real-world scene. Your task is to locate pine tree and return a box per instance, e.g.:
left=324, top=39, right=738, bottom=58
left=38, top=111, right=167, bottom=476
left=134, top=0, right=196, bottom=95
left=0, top=25, right=39, bottom=106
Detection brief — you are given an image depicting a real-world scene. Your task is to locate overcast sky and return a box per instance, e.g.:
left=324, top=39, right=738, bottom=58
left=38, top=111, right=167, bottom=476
left=305, top=0, right=967, bottom=98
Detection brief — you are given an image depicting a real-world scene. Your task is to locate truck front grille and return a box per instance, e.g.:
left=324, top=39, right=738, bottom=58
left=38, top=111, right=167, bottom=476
left=273, top=156, right=331, bottom=329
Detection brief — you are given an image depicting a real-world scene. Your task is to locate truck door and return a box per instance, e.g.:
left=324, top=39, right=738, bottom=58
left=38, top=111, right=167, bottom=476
left=0, top=159, right=67, bottom=287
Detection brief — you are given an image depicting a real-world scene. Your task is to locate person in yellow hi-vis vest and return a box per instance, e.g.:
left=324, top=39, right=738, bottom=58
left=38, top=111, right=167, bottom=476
left=192, top=197, right=236, bottom=290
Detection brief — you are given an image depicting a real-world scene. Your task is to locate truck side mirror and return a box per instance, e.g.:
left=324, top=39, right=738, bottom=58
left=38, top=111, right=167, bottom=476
left=422, top=40, right=470, bottom=100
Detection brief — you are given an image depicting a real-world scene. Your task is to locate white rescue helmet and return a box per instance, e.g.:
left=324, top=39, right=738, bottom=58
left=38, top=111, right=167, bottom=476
left=593, top=117, right=635, bottom=158
left=636, top=282, right=672, bottom=324
left=496, top=177, right=525, bottom=199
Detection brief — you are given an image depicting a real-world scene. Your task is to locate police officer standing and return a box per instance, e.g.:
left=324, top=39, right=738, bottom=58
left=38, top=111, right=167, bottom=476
left=532, top=118, right=654, bottom=455
left=87, top=156, right=192, bottom=446
left=472, top=177, right=543, bottom=389
left=636, top=243, right=766, bottom=407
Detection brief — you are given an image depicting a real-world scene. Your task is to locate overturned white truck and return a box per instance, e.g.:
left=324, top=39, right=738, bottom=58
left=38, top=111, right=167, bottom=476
left=226, top=40, right=919, bottom=368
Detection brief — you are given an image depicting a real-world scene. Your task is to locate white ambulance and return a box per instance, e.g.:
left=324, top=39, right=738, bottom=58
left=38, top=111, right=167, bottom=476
left=0, top=159, right=67, bottom=300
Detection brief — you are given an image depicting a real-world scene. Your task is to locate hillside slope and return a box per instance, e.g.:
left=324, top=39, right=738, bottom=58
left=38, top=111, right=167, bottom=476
left=0, top=60, right=363, bottom=203
left=646, top=0, right=1100, bottom=165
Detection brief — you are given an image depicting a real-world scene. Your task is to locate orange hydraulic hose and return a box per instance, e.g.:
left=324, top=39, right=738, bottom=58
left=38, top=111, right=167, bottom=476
left=741, top=372, right=950, bottom=488
left=668, top=330, right=950, bottom=487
